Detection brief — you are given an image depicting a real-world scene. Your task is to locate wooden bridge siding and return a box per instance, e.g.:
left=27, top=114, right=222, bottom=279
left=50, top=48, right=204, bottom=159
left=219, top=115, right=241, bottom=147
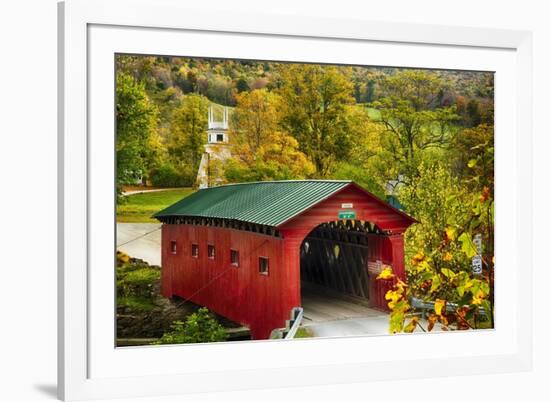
left=366, top=234, right=406, bottom=311
left=161, top=224, right=293, bottom=339
left=277, top=186, right=411, bottom=234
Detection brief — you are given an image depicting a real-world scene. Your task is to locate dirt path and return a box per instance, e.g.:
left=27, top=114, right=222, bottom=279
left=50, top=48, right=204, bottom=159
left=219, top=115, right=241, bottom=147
left=122, top=188, right=179, bottom=196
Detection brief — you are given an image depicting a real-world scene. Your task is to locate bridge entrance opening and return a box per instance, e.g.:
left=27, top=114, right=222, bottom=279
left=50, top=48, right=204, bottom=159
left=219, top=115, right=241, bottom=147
left=299, top=220, right=388, bottom=324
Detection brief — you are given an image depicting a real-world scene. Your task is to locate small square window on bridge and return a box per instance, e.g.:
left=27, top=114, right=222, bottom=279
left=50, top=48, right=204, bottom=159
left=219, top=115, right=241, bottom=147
left=170, top=240, right=177, bottom=254
left=191, top=244, right=199, bottom=258
left=208, top=244, right=215, bottom=259
left=259, top=257, right=269, bottom=275
left=230, top=249, right=239, bottom=267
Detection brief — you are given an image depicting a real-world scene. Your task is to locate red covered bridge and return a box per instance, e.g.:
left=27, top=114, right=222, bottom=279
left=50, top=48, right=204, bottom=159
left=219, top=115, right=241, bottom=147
left=154, top=180, right=416, bottom=339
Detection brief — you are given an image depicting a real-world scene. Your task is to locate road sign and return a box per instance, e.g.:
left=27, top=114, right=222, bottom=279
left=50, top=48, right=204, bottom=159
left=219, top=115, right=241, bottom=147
left=472, top=233, right=483, bottom=275
left=472, top=255, right=482, bottom=275
left=338, top=210, right=356, bottom=220
left=473, top=233, right=482, bottom=254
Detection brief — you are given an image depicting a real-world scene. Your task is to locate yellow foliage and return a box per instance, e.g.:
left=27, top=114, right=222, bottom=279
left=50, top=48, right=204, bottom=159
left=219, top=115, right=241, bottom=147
left=385, top=290, right=402, bottom=310
left=377, top=267, right=394, bottom=280
left=411, top=252, right=426, bottom=266
left=434, top=299, right=446, bottom=316
left=403, top=317, right=419, bottom=333
left=117, top=250, right=130, bottom=264
left=445, top=227, right=457, bottom=241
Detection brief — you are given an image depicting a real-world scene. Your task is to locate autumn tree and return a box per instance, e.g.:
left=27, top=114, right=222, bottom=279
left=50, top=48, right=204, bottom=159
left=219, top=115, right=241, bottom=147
left=451, top=124, right=494, bottom=190
left=383, top=162, right=494, bottom=333
left=331, top=106, right=387, bottom=198
left=167, top=93, right=209, bottom=172
left=116, top=71, right=159, bottom=191
left=379, top=185, right=494, bottom=333
left=225, top=89, right=314, bottom=181
left=277, top=65, right=356, bottom=177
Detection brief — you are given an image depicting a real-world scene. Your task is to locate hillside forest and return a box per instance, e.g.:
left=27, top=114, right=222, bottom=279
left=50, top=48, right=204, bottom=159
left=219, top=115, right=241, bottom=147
left=116, top=54, right=495, bottom=333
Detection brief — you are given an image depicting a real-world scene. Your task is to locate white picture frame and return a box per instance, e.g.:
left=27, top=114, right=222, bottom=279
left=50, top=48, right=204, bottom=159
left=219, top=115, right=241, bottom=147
left=58, top=0, right=533, bottom=400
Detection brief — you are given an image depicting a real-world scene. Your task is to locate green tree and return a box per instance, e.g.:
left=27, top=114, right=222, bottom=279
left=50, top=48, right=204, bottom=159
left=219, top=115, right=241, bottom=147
left=450, top=124, right=494, bottom=190
left=371, top=70, right=460, bottom=177
left=116, top=71, right=159, bottom=191
left=168, top=94, right=209, bottom=172
left=206, top=76, right=235, bottom=105
left=154, top=308, right=228, bottom=344
left=365, top=79, right=376, bottom=103
left=398, top=163, right=471, bottom=294
left=277, top=65, right=356, bottom=177
left=466, top=99, right=482, bottom=126
left=236, top=77, right=250, bottom=93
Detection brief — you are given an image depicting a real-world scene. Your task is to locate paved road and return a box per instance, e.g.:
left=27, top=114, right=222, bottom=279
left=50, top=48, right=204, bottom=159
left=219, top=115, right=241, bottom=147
left=301, top=291, right=391, bottom=337
left=117, top=223, right=162, bottom=266
left=122, top=188, right=179, bottom=196
left=300, top=290, right=441, bottom=337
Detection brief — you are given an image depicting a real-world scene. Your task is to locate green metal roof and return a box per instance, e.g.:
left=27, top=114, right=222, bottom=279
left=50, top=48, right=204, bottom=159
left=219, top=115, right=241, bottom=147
left=154, top=180, right=351, bottom=227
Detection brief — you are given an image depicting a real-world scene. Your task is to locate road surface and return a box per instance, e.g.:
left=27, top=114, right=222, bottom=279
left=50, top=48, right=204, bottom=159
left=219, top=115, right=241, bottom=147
left=117, top=223, right=162, bottom=266
left=301, top=290, right=391, bottom=337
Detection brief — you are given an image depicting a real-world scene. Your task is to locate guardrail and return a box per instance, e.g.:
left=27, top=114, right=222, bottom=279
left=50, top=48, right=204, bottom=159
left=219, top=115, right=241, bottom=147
left=410, top=297, right=488, bottom=319
left=284, top=307, right=304, bottom=340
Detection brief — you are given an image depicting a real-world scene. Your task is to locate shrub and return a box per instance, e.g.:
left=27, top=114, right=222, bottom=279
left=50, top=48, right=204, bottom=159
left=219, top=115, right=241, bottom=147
left=294, top=327, right=313, bottom=338
left=117, top=263, right=160, bottom=298
left=149, top=164, right=194, bottom=187
left=154, top=308, right=228, bottom=344
left=117, top=295, right=157, bottom=312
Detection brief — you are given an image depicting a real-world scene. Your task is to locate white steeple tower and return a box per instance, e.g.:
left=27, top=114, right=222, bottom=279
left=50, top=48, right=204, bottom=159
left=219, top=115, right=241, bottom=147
left=196, top=105, right=231, bottom=188
left=207, top=106, right=229, bottom=143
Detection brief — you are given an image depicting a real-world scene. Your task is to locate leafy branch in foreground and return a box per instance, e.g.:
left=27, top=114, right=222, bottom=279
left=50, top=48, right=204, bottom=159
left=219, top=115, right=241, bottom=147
left=152, top=307, right=228, bottom=345
left=379, top=184, right=494, bottom=333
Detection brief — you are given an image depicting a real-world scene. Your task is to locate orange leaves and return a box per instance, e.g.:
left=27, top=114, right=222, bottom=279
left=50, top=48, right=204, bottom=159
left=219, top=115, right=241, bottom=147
left=456, top=307, right=471, bottom=330
left=479, top=186, right=491, bottom=203
left=427, top=314, right=437, bottom=332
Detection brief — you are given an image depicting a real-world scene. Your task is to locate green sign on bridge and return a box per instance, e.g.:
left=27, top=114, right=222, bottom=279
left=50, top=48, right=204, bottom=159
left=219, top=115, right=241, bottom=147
left=338, top=210, right=356, bottom=220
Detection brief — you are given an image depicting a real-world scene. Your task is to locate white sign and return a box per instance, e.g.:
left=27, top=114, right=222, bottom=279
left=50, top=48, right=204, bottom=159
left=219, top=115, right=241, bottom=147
left=473, top=233, right=482, bottom=254
left=341, top=203, right=353, bottom=208
left=472, top=255, right=483, bottom=275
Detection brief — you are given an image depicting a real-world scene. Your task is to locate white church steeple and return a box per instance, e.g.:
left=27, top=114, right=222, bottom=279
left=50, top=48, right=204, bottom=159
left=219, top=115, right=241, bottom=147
left=207, top=105, right=229, bottom=143
left=197, top=105, right=231, bottom=188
